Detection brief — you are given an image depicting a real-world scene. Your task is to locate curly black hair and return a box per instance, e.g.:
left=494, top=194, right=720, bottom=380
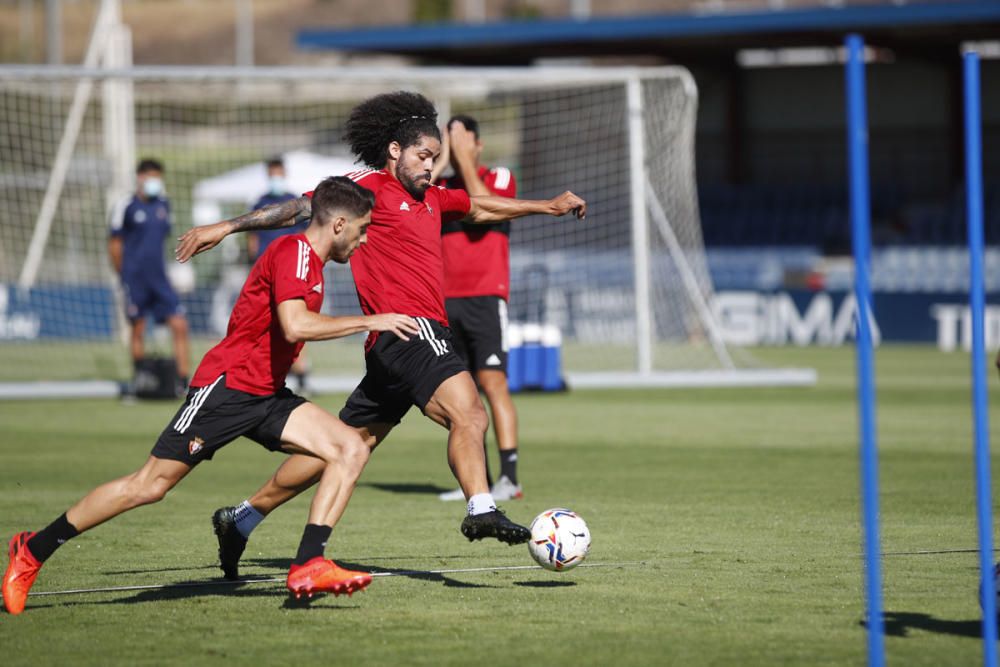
left=343, top=91, right=440, bottom=168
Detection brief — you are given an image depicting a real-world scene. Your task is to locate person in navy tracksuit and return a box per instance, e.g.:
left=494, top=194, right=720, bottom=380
left=108, top=158, right=190, bottom=390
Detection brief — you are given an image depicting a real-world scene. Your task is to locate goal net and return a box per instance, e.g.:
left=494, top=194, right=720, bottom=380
left=0, top=65, right=813, bottom=397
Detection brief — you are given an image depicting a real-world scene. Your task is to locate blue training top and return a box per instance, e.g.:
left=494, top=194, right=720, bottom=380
left=109, top=194, right=171, bottom=283
left=251, top=192, right=307, bottom=257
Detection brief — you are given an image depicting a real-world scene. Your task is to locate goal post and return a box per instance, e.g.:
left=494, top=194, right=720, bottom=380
left=17, top=0, right=124, bottom=292
left=0, top=65, right=815, bottom=397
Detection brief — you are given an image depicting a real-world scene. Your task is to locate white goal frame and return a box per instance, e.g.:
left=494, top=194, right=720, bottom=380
left=0, top=63, right=816, bottom=398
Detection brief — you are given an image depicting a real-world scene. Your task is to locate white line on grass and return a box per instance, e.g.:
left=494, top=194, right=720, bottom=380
left=30, top=561, right=646, bottom=598
left=877, top=548, right=999, bottom=556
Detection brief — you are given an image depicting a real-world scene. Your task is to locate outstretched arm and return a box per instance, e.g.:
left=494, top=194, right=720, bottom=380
left=175, top=196, right=312, bottom=262
left=466, top=191, right=586, bottom=224
left=277, top=299, right=420, bottom=343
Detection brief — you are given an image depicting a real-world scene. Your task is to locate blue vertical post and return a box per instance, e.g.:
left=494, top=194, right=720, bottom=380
left=964, top=50, right=998, bottom=666
left=846, top=33, right=885, bottom=666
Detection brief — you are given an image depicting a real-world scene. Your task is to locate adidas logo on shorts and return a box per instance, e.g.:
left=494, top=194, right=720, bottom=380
left=485, top=354, right=502, bottom=366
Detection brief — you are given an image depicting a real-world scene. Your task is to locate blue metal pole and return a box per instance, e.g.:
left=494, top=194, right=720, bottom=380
left=846, top=33, right=885, bottom=667
left=964, top=50, right=998, bottom=666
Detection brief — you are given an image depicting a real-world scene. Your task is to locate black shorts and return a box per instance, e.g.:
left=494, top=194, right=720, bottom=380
left=151, top=375, right=308, bottom=466
left=445, top=296, right=508, bottom=374
left=339, top=317, right=468, bottom=427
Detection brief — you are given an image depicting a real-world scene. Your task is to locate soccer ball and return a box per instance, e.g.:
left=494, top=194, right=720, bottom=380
left=528, top=508, right=591, bottom=572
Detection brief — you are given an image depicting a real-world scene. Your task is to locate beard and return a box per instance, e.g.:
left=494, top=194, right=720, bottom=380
left=396, top=166, right=431, bottom=201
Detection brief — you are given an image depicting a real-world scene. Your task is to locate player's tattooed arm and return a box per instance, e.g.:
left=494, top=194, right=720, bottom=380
left=466, top=191, right=586, bottom=224
left=175, top=196, right=311, bottom=262
left=229, top=196, right=312, bottom=233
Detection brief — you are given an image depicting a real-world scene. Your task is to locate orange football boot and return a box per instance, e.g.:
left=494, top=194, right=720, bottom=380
left=286, top=557, right=372, bottom=599
left=3, top=532, right=42, bottom=615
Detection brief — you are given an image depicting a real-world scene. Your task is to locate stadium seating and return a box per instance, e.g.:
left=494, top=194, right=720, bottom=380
left=704, top=245, right=1000, bottom=293
left=699, top=182, right=1000, bottom=248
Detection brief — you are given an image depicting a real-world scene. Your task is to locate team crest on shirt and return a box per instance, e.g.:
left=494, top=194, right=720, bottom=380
left=156, top=205, right=167, bottom=219
left=134, top=210, right=146, bottom=223
left=188, top=436, right=205, bottom=456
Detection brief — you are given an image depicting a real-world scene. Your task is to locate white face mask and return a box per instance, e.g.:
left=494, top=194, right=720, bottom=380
left=142, top=177, right=164, bottom=198
left=268, top=176, right=287, bottom=196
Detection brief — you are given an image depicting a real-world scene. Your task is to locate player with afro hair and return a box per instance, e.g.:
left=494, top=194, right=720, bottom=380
left=174, top=91, right=587, bottom=584
left=345, top=91, right=441, bottom=170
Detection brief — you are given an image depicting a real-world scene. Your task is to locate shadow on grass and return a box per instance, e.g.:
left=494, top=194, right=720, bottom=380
left=242, top=555, right=470, bottom=567
left=102, top=564, right=219, bottom=576
left=33, top=553, right=508, bottom=612
left=513, top=580, right=576, bottom=588
left=36, top=558, right=497, bottom=612
left=29, top=580, right=360, bottom=612
left=358, top=481, right=454, bottom=495
left=243, top=556, right=496, bottom=588
left=244, top=557, right=496, bottom=589
left=104, top=552, right=473, bottom=577
left=864, top=611, right=988, bottom=638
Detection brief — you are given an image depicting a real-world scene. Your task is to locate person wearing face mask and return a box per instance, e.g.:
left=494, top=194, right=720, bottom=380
left=247, top=157, right=312, bottom=395
left=247, top=158, right=306, bottom=260
left=108, top=158, right=191, bottom=396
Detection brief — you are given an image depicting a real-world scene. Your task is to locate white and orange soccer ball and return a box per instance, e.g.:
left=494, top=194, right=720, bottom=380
left=528, top=508, right=591, bottom=572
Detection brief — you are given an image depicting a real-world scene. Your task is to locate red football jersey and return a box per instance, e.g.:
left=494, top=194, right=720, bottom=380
left=191, top=234, right=325, bottom=395
left=439, top=166, right=516, bottom=300
left=307, top=169, right=471, bottom=349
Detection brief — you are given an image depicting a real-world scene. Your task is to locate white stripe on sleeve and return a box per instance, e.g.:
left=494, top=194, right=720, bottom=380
left=296, top=239, right=311, bottom=281
left=347, top=168, right=374, bottom=183
left=491, top=167, right=511, bottom=191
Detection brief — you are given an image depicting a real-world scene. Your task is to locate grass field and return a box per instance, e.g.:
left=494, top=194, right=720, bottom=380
left=1, top=345, right=999, bottom=666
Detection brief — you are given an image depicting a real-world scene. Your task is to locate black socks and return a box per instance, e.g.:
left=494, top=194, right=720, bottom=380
left=499, top=448, right=518, bottom=485
left=293, top=524, right=332, bottom=566
left=27, top=513, right=79, bottom=562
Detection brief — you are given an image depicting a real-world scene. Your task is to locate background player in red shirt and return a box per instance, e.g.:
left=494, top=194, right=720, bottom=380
left=174, top=92, right=585, bottom=581
left=433, top=115, right=524, bottom=503
left=3, top=177, right=421, bottom=614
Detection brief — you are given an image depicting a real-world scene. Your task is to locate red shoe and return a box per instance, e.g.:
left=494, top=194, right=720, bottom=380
left=3, top=532, right=42, bottom=615
left=286, top=557, right=372, bottom=598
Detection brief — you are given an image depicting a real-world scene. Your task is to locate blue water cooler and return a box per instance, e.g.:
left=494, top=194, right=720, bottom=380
left=506, top=322, right=564, bottom=392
